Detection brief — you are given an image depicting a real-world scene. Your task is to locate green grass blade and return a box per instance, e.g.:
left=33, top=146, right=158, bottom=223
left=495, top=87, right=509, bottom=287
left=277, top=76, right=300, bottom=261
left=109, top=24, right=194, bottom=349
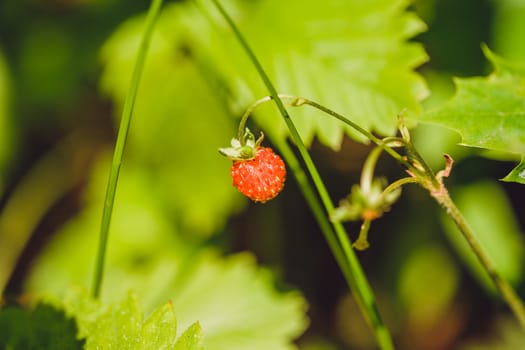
left=91, top=0, right=164, bottom=299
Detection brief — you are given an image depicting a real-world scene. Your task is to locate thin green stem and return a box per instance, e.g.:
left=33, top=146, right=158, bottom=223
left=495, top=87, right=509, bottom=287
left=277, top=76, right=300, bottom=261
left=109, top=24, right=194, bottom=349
left=91, top=0, right=163, bottom=299
left=240, top=94, right=416, bottom=176
left=402, top=141, right=440, bottom=189
left=360, top=146, right=384, bottom=193
left=264, top=93, right=414, bottom=172
left=354, top=219, right=372, bottom=251
left=209, top=1, right=394, bottom=348
left=382, top=177, right=419, bottom=197
left=433, top=187, right=525, bottom=329
left=238, top=96, right=272, bottom=142
left=292, top=97, right=413, bottom=172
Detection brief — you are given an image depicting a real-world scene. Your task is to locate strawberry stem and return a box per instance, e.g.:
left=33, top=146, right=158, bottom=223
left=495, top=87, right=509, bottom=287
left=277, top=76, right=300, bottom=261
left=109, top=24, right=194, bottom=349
left=237, top=96, right=272, bottom=144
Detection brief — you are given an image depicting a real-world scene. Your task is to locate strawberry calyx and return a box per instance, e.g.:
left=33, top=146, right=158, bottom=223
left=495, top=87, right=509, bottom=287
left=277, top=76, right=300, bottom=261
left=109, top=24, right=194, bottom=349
left=219, top=128, right=264, bottom=161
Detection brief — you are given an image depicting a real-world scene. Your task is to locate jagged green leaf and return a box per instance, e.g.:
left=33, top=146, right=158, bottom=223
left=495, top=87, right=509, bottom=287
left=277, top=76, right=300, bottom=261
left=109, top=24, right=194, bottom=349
left=101, top=0, right=428, bottom=154
left=54, top=288, right=200, bottom=350
left=502, top=156, right=525, bottom=184
left=422, top=46, right=525, bottom=182
left=174, top=322, right=204, bottom=350
left=0, top=303, right=84, bottom=350
left=200, top=0, right=429, bottom=148
left=140, top=301, right=179, bottom=349
left=148, top=250, right=309, bottom=350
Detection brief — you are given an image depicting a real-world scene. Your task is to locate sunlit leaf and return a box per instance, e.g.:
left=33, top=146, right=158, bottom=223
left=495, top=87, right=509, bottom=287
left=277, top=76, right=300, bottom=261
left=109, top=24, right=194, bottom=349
left=55, top=288, right=200, bottom=350
left=102, top=0, right=428, bottom=155
left=140, top=301, right=179, bottom=349
left=149, top=250, right=309, bottom=350
left=194, top=0, right=429, bottom=148
left=440, top=181, right=524, bottom=292
left=174, top=322, right=204, bottom=350
left=421, top=46, right=525, bottom=182
left=424, top=74, right=525, bottom=153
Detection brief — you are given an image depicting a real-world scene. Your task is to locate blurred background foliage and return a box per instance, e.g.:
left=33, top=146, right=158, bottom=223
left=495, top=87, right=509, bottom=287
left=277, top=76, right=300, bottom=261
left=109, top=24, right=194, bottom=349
left=1, top=0, right=525, bottom=349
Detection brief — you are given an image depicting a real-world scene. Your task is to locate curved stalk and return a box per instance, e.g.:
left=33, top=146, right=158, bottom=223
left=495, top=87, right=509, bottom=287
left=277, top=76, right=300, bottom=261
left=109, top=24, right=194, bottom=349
left=245, top=94, right=417, bottom=174
left=360, top=146, right=384, bottom=193
left=382, top=177, right=419, bottom=198
left=91, top=0, right=164, bottom=299
left=237, top=96, right=272, bottom=141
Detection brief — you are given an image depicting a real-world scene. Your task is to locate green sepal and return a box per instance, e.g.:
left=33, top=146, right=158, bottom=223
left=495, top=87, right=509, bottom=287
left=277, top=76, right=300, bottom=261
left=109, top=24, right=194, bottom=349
left=218, top=128, right=264, bottom=161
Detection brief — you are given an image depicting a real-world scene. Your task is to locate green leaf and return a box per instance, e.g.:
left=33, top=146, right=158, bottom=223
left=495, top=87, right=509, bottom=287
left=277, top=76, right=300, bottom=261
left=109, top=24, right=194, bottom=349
left=0, top=303, right=84, bottom=350
left=199, top=0, right=429, bottom=148
left=421, top=46, right=525, bottom=182
left=147, top=251, right=309, bottom=350
left=174, top=322, right=204, bottom=350
left=425, top=74, right=525, bottom=154
left=102, top=0, right=428, bottom=154
left=140, top=301, right=179, bottom=349
left=440, top=181, right=525, bottom=292
left=502, top=156, right=525, bottom=184
left=55, top=288, right=201, bottom=350
left=424, top=76, right=525, bottom=154
left=483, top=44, right=525, bottom=77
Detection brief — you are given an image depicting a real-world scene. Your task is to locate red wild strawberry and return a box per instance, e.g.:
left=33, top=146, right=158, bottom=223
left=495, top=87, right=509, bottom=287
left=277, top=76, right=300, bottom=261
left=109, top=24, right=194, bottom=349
left=219, top=128, right=286, bottom=203
left=231, top=147, right=286, bottom=203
